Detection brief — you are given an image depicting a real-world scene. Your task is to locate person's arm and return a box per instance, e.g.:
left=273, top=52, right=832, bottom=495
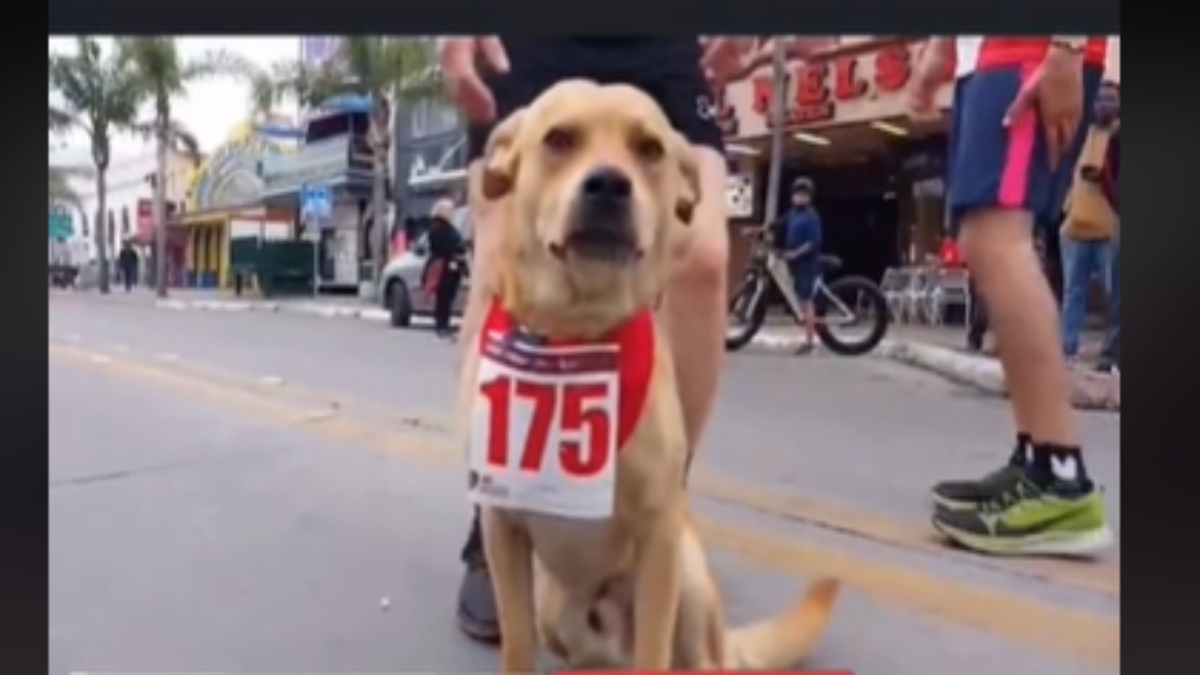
left=1100, top=132, right=1119, bottom=211
left=909, top=37, right=955, bottom=115
left=783, top=214, right=815, bottom=260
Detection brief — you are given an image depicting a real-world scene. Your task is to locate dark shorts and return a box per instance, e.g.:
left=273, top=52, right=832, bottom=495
left=947, top=63, right=1103, bottom=235
left=466, top=38, right=724, bottom=162
left=790, top=264, right=820, bottom=302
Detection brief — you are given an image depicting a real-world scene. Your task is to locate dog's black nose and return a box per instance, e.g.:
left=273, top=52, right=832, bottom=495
left=581, top=167, right=632, bottom=202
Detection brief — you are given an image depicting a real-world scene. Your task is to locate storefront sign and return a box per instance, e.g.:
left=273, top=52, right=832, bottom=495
left=189, top=125, right=287, bottom=212
left=751, top=44, right=915, bottom=127
left=260, top=135, right=372, bottom=196
left=136, top=198, right=152, bottom=240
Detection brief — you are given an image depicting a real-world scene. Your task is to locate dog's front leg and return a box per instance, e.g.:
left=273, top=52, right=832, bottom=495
left=481, top=508, right=538, bottom=673
left=631, top=511, right=683, bottom=670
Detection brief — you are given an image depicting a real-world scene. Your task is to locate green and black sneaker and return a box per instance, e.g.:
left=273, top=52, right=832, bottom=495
left=931, top=472, right=1114, bottom=557
left=930, top=442, right=1028, bottom=510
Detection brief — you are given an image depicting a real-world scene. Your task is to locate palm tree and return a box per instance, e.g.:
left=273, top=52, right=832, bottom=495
left=117, top=37, right=241, bottom=298
left=49, top=37, right=142, bottom=294
left=48, top=164, right=89, bottom=213
left=250, top=37, right=441, bottom=294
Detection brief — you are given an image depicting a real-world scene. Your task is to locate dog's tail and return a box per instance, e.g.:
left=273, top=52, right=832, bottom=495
left=723, top=577, right=840, bottom=670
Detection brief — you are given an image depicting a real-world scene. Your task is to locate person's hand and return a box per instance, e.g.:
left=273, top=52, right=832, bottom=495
left=437, top=36, right=510, bottom=122
left=700, top=37, right=760, bottom=84
left=907, top=39, right=949, bottom=120
left=1004, top=43, right=1085, bottom=170
left=703, top=37, right=839, bottom=84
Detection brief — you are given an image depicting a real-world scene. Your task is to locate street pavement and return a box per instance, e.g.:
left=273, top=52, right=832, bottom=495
left=49, top=296, right=1120, bottom=675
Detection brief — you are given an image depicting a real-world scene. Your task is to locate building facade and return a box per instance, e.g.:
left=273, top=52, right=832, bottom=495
left=69, top=149, right=196, bottom=263
left=183, top=121, right=295, bottom=288
left=391, top=90, right=468, bottom=242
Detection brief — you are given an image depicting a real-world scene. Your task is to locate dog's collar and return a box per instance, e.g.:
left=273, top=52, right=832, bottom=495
left=483, top=299, right=652, bottom=347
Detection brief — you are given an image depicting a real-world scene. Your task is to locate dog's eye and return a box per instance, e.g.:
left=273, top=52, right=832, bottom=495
left=633, top=137, right=665, bottom=163
left=542, top=126, right=578, bottom=154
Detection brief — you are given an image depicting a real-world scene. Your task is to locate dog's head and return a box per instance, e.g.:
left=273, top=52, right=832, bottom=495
left=481, top=79, right=700, bottom=334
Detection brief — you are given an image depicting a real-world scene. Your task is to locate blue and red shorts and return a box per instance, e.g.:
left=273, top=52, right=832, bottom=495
left=947, top=63, right=1104, bottom=234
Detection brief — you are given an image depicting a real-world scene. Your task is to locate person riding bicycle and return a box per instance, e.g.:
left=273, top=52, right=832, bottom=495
left=781, top=177, right=823, bottom=355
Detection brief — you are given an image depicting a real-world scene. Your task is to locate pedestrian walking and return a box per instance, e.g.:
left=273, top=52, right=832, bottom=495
left=1058, top=80, right=1118, bottom=364
left=781, top=177, right=823, bottom=355
left=1088, top=82, right=1119, bottom=374
left=910, top=36, right=1113, bottom=556
left=117, top=240, right=139, bottom=293
left=438, top=35, right=760, bottom=645
left=423, top=199, right=466, bottom=342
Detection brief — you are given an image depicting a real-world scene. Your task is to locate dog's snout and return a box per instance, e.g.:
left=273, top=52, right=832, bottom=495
left=581, top=167, right=632, bottom=202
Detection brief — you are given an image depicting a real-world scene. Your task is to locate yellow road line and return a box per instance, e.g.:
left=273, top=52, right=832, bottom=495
left=76, top=342, right=1118, bottom=599
left=50, top=344, right=1119, bottom=670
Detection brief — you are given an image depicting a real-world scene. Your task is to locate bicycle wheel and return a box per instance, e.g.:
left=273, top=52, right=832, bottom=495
left=725, top=273, right=769, bottom=352
left=814, top=275, right=890, bottom=356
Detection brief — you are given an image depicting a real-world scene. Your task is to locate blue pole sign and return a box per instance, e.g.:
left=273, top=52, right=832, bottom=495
left=300, top=183, right=333, bottom=226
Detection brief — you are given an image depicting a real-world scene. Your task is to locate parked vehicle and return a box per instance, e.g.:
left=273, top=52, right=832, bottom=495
left=379, top=207, right=472, bottom=328
left=726, top=227, right=889, bottom=356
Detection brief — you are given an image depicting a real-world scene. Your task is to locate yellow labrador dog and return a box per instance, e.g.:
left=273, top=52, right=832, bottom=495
left=538, top=520, right=841, bottom=670
left=461, top=79, right=838, bottom=673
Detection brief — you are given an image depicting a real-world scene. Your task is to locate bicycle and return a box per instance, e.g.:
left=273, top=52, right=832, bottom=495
left=725, top=227, right=890, bottom=356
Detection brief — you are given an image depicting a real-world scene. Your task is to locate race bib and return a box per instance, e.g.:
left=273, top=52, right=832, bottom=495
left=468, top=331, right=620, bottom=519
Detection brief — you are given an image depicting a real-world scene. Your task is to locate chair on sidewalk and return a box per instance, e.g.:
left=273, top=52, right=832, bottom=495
left=925, top=267, right=972, bottom=326
left=880, top=266, right=915, bottom=323
left=904, top=266, right=937, bottom=324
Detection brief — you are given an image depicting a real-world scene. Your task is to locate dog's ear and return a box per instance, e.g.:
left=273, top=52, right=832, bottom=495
left=482, top=109, right=526, bottom=201
left=670, top=132, right=700, bottom=225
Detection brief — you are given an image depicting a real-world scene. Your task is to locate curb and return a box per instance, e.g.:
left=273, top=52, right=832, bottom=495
left=752, top=329, right=1119, bottom=412
left=154, top=298, right=391, bottom=324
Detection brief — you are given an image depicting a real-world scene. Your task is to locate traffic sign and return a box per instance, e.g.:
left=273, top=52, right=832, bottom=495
left=301, top=183, right=333, bottom=223
left=48, top=209, right=73, bottom=241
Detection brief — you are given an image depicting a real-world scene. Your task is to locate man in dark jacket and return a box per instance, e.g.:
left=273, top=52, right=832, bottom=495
left=117, top=240, right=139, bottom=292
left=424, top=199, right=466, bottom=341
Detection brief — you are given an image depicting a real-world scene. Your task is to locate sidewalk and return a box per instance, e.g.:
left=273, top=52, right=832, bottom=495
left=755, top=318, right=1118, bottom=412
left=53, top=288, right=1119, bottom=412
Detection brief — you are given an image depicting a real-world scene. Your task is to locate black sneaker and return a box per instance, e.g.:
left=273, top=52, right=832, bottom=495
left=932, top=471, right=1113, bottom=556
left=930, top=443, right=1027, bottom=511
left=456, top=515, right=500, bottom=643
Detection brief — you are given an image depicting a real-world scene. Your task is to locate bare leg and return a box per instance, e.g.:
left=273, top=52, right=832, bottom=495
left=959, top=209, right=1077, bottom=447
left=801, top=301, right=817, bottom=346
left=660, top=147, right=729, bottom=456
left=932, top=208, right=1112, bottom=556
